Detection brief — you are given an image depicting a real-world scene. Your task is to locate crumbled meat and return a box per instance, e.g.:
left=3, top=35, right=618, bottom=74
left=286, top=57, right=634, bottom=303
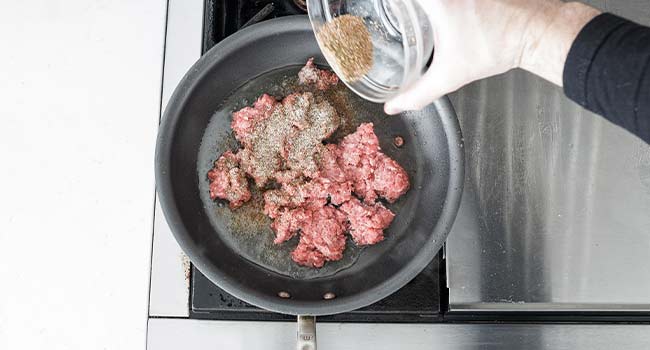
left=316, top=144, right=348, bottom=183
left=309, top=177, right=353, bottom=206
left=271, top=207, right=309, bottom=244
left=337, top=122, right=382, bottom=202
left=231, top=94, right=277, bottom=147
left=298, top=57, right=339, bottom=90
left=262, top=177, right=345, bottom=220
left=274, top=169, right=303, bottom=184
left=263, top=181, right=320, bottom=219
left=271, top=205, right=348, bottom=267
left=290, top=205, right=348, bottom=268
left=290, top=241, right=327, bottom=268
left=372, top=153, right=410, bottom=203
left=284, top=99, right=339, bottom=177
left=234, top=92, right=340, bottom=187
left=263, top=145, right=352, bottom=220
left=340, top=198, right=395, bottom=245
left=208, top=59, right=411, bottom=268
left=338, top=123, right=410, bottom=203
left=207, top=151, right=251, bottom=208
left=300, top=144, right=354, bottom=206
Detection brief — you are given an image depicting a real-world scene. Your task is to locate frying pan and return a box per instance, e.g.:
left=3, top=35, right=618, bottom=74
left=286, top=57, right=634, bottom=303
left=155, top=15, right=463, bottom=348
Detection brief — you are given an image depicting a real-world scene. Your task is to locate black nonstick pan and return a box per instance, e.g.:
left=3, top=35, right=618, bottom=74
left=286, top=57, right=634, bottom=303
left=155, top=15, right=463, bottom=348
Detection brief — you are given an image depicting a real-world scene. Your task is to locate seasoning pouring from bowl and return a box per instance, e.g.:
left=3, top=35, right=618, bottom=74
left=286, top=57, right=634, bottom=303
left=308, top=0, right=434, bottom=102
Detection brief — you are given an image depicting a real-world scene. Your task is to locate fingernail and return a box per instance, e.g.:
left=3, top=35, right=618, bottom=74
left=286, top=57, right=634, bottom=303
left=384, top=103, right=403, bottom=115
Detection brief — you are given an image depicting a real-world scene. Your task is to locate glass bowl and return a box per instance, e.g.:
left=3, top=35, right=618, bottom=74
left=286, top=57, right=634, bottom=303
left=308, top=0, right=434, bottom=102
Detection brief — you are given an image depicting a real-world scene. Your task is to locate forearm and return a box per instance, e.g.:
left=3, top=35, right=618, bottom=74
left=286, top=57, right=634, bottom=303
left=385, top=0, right=650, bottom=130
left=563, top=13, right=650, bottom=143
left=519, top=1, right=600, bottom=86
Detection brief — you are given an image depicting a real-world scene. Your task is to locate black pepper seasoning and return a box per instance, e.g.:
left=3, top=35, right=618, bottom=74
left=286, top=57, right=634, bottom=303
left=317, top=15, right=373, bottom=82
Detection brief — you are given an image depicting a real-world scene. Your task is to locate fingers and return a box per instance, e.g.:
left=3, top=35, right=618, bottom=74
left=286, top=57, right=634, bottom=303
left=382, top=0, right=455, bottom=115
left=384, top=62, right=460, bottom=115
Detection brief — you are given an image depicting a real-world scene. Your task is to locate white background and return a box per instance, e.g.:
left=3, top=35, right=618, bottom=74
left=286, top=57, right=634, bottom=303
left=0, top=1, right=167, bottom=349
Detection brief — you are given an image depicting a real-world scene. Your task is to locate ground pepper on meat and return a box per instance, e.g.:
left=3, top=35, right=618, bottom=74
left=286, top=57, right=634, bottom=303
left=207, top=151, right=251, bottom=209
left=298, top=58, right=340, bottom=90
left=207, top=59, right=410, bottom=268
left=234, top=92, right=340, bottom=187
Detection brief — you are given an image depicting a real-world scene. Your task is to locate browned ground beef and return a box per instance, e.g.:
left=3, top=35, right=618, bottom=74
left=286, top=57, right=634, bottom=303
left=207, top=59, right=410, bottom=268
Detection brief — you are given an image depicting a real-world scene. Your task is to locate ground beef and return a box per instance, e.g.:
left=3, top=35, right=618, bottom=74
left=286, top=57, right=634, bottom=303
left=207, top=151, right=251, bottom=209
left=263, top=178, right=352, bottom=219
left=298, top=57, right=339, bottom=90
left=371, top=153, right=411, bottom=203
left=271, top=207, right=309, bottom=244
left=338, top=123, right=410, bottom=203
left=284, top=97, right=340, bottom=178
left=271, top=205, right=348, bottom=268
left=337, top=122, right=382, bottom=202
left=339, top=198, right=395, bottom=245
left=290, top=205, right=348, bottom=268
left=262, top=145, right=352, bottom=220
left=235, top=92, right=340, bottom=187
left=309, top=177, right=353, bottom=206
left=263, top=181, right=324, bottom=219
left=208, top=59, right=410, bottom=268
left=317, top=144, right=348, bottom=182
left=231, top=94, right=277, bottom=148
left=265, top=123, right=406, bottom=267
left=304, top=144, right=354, bottom=206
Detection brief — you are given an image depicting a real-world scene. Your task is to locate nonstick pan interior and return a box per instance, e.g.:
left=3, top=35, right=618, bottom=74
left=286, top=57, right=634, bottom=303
left=155, top=16, right=463, bottom=315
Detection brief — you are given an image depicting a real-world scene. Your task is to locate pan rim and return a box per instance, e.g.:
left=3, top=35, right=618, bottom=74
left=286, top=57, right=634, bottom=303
left=155, top=15, right=464, bottom=316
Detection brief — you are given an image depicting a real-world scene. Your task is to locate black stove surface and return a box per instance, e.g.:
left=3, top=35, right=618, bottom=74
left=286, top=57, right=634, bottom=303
left=190, top=0, right=445, bottom=322
left=191, top=258, right=442, bottom=322
left=203, top=0, right=306, bottom=53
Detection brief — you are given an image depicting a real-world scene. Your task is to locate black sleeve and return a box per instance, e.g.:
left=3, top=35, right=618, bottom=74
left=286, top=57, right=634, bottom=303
left=563, top=13, right=650, bottom=144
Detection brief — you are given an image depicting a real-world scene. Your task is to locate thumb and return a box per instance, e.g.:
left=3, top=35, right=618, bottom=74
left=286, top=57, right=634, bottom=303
left=384, top=60, right=459, bottom=115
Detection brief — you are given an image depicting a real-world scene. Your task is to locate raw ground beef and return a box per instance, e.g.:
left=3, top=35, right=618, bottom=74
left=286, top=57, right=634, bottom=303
left=235, top=92, right=340, bottom=187
left=231, top=94, right=277, bottom=148
left=207, top=59, right=410, bottom=268
left=340, top=198, right=395, bottom=245
left=338, top=123, right=410, bottom=203
left=271, top=207, right=309, bottom=244
left=298, top=58, right=339, bottom=90
left=291, top=205, right=348, bottom=268
left=207, top=151, right=251, bottom=209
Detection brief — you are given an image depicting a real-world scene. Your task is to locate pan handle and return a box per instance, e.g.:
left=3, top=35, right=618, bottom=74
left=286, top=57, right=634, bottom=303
left=297, top=315, right=317, bottom=350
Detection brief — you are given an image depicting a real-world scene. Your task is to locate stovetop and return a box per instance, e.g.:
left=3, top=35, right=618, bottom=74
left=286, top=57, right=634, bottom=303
left=203, top=0, right=306, bottom=53
left=190, top=258, right=443, bottom=322
left=188, top=0, right=446, bottom=322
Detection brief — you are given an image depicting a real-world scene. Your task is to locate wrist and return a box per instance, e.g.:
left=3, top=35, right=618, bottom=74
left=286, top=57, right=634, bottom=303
left=519, top=2, right=600, bottom=86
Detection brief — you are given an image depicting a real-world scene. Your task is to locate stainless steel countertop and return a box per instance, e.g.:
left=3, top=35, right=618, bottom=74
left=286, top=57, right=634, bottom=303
left=446, top=0, right=650, bottom=311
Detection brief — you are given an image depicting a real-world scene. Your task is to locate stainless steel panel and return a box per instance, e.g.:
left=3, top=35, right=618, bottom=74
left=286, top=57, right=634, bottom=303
left=149, top=0, right=204, bottom=317
left=147, top=319, right=650, bottom=350
left=446, top=1, right=650, bottom=311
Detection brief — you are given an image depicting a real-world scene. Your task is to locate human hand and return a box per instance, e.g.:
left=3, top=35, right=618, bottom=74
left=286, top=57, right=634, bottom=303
left=384, top=0, right=600, bottom=115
